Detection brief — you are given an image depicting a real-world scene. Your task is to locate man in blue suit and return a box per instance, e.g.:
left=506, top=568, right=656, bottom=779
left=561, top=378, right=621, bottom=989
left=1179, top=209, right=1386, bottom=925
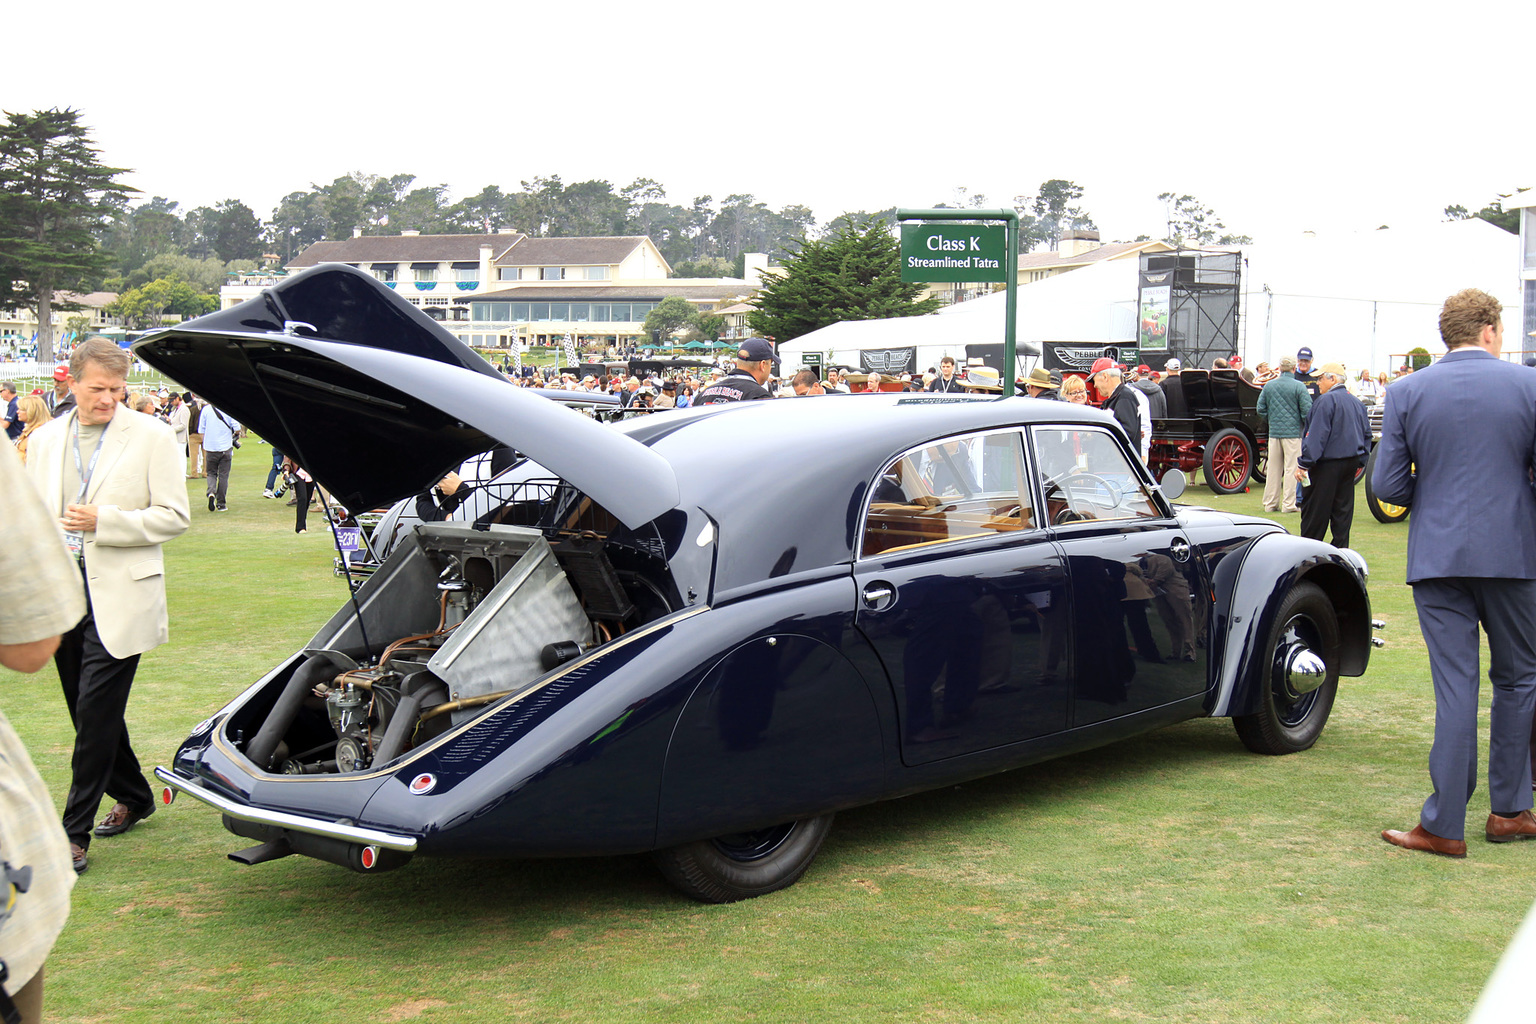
left=1375, top=289, right=1536, bottom=857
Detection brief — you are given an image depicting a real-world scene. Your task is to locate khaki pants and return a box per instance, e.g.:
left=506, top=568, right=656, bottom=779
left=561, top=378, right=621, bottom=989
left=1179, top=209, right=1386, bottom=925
left=1262, top=436, right=1302, bottom=512
left=13, top=965, right=43, bottom=1024
left=188, top=433, right=205, bottom=477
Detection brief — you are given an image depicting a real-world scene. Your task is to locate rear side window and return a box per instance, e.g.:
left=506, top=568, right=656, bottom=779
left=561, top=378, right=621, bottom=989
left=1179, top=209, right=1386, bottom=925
left=1031, top=426, right=1159, bottom=524
left=862, top=431, right=1034, bottom=557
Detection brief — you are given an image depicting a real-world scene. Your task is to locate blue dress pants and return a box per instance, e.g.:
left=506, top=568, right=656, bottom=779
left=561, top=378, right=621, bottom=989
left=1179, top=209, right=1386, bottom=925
left=1412, top=577, right=1536, bottom=840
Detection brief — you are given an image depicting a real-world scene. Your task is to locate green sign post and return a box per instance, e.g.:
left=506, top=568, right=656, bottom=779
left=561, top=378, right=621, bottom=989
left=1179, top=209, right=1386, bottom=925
left=897, top=209, right=1019, bottom=397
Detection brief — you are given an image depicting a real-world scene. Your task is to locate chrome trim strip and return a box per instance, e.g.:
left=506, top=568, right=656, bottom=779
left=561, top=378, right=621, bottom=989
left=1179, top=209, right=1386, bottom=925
left=153, top=767, right=418, bottom=852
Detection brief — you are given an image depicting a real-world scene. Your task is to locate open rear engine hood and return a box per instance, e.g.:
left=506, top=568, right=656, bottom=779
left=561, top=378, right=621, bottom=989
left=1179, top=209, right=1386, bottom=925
left=134, top=265, right=679, bottom=527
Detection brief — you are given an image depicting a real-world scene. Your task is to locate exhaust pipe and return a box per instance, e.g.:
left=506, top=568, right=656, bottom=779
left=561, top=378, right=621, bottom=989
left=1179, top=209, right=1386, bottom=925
left=223, top=815, right=411, bottom=873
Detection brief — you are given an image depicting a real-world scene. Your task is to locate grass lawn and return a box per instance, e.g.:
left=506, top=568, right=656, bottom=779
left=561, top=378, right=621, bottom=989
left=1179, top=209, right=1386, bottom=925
left=3, top=447, right=1518, bottom=1023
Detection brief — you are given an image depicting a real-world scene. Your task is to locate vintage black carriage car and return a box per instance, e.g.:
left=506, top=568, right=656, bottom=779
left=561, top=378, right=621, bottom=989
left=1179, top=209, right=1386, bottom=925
left=138, top=265, right=1375, bottom=902
left=1146, top=368, right=1269, bottom=495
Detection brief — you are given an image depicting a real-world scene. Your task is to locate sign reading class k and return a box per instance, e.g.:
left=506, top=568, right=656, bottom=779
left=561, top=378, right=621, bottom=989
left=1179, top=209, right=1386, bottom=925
left=899, top=224, right=1008, bottom=283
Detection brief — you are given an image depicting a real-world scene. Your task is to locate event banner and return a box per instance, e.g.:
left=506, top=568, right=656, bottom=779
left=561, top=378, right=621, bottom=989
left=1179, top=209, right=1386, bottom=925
left=1138, top=284, right=1170, bottom=351
left=1042, top=344, right=1139, bottom=373
left=860, top=347, right=916, bottom=375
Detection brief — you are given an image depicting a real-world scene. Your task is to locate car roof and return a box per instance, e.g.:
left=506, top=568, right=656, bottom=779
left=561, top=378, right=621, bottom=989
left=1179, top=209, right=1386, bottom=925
left=618, top=395, right=1118, bottom=595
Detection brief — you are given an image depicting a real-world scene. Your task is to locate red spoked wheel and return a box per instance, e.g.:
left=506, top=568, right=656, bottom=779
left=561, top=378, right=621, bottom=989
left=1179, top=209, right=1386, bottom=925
left=1202, top=427, right=1253, bottom=495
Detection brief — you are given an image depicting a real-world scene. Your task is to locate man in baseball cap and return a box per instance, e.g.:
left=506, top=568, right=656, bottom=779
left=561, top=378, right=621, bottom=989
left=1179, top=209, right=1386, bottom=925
left=693, top=338, right=778, bottom=404
left=1091, top=358, right=1145, bottom=454
left=47, top=364, right=73, bottom=418
left=1295, top=346, right=1320, bottom=395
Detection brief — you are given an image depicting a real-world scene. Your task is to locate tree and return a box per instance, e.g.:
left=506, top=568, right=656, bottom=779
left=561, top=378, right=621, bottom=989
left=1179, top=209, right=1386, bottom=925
left=106, top=275, right=217, bottom=330
left=642, top=296, right=700, bottom=344
left=126, top=253, right=226, bottom=293
left=0, top=108, right=135, bottom=364
left=388, top=185, right=452, bottom=234
left=671, top=256, right=736, bottom=278
left=620, top=177, right=667, bottom=238
left=748, top=225, right=941, bottom=343
left=1013, top=180, right=1096, bottom=252
left=449, top=185, right=510, bottom=233
left=1157, top=192, right=1251, bottom=246
left=64, top=313, right=93, bottom=344
left=268, top=190, right=330, bottom=261
left=211, top=199, right=262, bottom=262
left=822, top=209, right=897, bottom=236
left=1445, top=190, right=1529, bottom=234
left=100, top=196, right=182, bottom=281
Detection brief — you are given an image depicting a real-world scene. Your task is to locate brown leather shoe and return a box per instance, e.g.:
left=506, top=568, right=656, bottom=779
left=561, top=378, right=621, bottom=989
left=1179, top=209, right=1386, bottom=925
left=1486, top=810, right=1536, bottom=843
left=70, top=843, right=88, bottom=874
left=1382, top=824, right=1467, bottom=858
left=93, top=801, right=154, bottom=838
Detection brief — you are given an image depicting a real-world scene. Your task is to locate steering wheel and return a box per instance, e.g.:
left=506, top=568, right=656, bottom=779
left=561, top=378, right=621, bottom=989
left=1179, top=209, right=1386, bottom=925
left=1046, top=471, right=1124, bottom=518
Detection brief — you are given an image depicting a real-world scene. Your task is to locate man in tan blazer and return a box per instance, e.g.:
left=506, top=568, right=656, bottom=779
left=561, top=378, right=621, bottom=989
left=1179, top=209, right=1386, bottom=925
left=23, top=337, right=190, bottom=874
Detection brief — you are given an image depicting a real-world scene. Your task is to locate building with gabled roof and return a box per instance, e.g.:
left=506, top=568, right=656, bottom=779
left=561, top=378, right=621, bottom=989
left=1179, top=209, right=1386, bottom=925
left=221, top=230, right=760, bottom=351
left=1015, top=232, right=1176, bottom=283
left=2, top=290, right=124, bottom=356
left=286, top=232, right=527, bottom=268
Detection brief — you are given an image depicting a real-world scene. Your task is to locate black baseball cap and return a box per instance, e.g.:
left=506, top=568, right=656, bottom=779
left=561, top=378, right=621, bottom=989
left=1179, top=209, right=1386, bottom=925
left=1297, top=347, right=1313, bottom=361
left=737, top=337, right=781, bottom=369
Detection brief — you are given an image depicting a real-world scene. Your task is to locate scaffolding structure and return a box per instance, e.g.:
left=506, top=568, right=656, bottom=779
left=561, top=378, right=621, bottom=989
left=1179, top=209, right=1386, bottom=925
left=1137, top=250, right=1241, bottom=369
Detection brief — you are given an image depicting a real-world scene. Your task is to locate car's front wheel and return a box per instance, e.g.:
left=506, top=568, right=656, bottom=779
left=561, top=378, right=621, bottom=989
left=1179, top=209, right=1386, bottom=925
left=653, top=813, right=835, bottom=903
left=1233, top=581, right=1339, bottom=754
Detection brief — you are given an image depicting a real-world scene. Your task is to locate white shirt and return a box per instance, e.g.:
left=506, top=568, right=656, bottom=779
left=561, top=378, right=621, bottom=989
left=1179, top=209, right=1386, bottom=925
left=198, top=405, right=241, bottom=453
left=1128, top=386, right=1151, bottom=460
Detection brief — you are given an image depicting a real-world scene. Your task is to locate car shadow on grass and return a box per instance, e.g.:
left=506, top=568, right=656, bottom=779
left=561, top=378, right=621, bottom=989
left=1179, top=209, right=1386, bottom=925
left=198, top=715, right=1253, bottom=932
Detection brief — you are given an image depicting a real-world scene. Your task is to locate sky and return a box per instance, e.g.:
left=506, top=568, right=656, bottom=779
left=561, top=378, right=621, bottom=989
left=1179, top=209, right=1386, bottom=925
left=6, top=1, right=1532, bottom=247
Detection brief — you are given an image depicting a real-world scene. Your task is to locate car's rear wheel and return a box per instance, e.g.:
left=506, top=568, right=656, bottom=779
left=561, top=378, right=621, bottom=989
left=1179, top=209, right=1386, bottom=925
left=1363, top=444, right=1410, bottom=523
left=1234, top=581, right=1339, bottom=754
left=653, top=813, right=835, bottom=903
left=1203, top=427, right=1252, bottom=494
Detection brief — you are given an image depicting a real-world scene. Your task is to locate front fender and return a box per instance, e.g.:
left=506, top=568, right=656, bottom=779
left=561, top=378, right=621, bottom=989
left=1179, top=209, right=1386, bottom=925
left=1208, top=535, right=1371, bottom=718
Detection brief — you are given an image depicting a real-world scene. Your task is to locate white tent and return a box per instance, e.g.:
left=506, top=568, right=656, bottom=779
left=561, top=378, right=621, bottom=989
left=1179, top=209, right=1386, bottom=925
left=1240, top=219, right=1520, bottom=373
left=776, top=258, right=1137, bottom=378
left=777, top=219, right=1521, bottom=380
left=933, top=256, right=1139, bottom=345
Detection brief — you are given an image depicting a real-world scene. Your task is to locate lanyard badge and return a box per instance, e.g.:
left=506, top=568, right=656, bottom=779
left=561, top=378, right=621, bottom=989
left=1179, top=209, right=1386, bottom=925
left=64, top=413, right=110, bottom=559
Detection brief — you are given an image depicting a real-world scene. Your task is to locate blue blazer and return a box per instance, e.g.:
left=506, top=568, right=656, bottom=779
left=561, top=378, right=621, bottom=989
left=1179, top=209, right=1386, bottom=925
left=1372, top=348, right=1536, bottom=583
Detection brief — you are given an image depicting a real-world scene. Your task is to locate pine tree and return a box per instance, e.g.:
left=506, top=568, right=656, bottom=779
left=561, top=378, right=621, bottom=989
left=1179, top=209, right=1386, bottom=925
left=0, top=108, right=135, bottom=364
left=748, top=225, right=940, bottom=342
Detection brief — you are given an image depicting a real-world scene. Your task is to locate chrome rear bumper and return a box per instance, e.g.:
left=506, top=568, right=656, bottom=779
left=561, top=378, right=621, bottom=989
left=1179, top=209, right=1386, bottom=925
left=153, top=766, right=418, bottom=852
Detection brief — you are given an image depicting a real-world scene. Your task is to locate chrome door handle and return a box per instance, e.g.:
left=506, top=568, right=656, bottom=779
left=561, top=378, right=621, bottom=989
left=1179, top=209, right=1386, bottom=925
left=862, top=583, right=894, bottom=607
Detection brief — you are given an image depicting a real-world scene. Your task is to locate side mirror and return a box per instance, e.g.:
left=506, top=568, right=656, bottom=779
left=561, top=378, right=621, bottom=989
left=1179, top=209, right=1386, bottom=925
left=1159, top=468, right=1187, bottom=501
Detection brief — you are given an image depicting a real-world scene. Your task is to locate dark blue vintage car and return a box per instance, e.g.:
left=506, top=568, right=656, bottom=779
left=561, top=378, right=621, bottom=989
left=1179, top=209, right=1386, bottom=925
left=139, top=265, right=1375, bottom=902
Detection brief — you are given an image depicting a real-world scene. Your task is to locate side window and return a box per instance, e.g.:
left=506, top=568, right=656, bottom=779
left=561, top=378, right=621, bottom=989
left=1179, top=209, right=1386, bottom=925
left=1031, top=426, right=1160, bottom=525
left=862, top=431, right=1034, bottom=557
